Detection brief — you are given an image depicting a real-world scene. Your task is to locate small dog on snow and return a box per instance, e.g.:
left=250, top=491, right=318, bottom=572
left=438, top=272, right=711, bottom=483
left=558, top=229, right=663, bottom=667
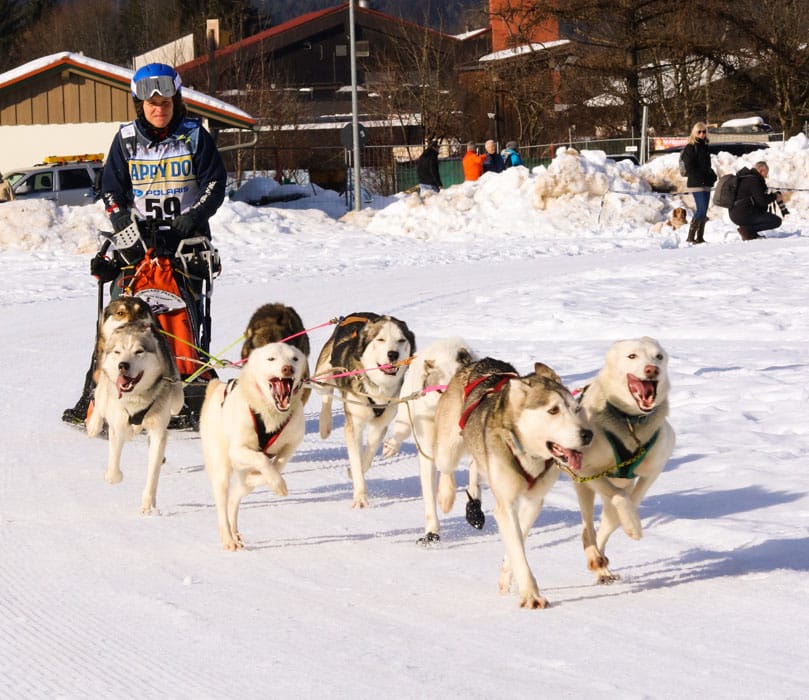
left=200, top=341, right=308, bottom=550
left=650, top=207, right=688, bottom=233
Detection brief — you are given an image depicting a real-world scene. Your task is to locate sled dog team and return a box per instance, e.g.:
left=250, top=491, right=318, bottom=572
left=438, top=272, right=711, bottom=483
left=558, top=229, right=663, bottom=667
left=88, top=298, right=675, bottom=609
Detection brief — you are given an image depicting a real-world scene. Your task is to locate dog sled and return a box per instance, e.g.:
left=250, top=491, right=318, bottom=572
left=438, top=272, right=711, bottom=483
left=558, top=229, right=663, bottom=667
left=63, top=217, right=220, bottom=431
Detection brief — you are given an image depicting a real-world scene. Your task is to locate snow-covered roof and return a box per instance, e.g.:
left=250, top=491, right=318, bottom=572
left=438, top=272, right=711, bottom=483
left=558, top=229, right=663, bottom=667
left=0, top=52, right=255, bottom=128
left=479, top=39, right=570, bottom=63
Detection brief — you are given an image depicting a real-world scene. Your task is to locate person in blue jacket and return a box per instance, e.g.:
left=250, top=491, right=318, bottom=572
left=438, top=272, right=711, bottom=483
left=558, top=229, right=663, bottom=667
left=102, top=62, right=226, bottom=240
left=502, top=141, right=524, bottom=168
left=62, top=64, right=227, bottom=426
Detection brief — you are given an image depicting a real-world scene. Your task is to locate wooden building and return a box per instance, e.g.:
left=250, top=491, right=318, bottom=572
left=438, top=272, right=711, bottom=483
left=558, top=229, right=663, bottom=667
left=0, top=52, right=256, bottom=170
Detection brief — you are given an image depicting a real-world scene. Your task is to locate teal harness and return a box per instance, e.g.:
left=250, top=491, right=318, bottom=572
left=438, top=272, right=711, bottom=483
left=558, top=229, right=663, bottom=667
left=604, top=427, right=659, bottom=479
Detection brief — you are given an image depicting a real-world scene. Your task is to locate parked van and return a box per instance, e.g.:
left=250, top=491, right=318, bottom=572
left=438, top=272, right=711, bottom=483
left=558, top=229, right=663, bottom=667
left=6, top=154, right=103, bottom=206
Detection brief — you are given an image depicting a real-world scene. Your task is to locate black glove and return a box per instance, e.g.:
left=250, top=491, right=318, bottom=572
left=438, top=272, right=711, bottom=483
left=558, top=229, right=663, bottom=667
left=110, top=210, right=132, bottom=233
left=171, top=213, right=198, bottom=236
left=90, top=253, right=119, bottom=282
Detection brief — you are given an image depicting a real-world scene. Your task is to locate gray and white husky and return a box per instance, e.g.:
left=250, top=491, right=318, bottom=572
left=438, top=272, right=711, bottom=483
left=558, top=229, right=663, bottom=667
left=87, top=319, right=184, bottom=514
left=433, top=357, right=592, bottom=608
left=315, top=312, right=416, bottom=509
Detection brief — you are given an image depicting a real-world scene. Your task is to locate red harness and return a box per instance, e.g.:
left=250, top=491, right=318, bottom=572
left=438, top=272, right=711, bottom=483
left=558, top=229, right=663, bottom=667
left=460, top=372, right=552, bottom=487
left=223, top=378, right=290, bottom=454
left=458, top=373, right=516, bottom=430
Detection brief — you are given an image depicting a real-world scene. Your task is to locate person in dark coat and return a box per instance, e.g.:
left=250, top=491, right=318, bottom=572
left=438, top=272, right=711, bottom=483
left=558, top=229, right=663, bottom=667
left=729, top=161, right=784, bottom=240
left=416, top=141, right=442, bottom=194
left=681, top=121, right=717, bottom=244
left=482, top=139, right=505, bottom=174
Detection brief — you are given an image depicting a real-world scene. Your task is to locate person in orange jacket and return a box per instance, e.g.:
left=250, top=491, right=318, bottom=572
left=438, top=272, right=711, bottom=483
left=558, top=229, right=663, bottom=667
left=462, top=141, right=486, bottom=181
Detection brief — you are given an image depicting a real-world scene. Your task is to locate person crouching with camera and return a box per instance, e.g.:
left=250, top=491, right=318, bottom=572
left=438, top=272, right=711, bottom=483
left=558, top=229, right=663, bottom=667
left=729, top=161, right=784, bottom=240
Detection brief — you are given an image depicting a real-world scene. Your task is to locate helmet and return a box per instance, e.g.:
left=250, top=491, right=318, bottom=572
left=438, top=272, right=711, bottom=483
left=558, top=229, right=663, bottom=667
left=131, top=63, right=182, bottom=101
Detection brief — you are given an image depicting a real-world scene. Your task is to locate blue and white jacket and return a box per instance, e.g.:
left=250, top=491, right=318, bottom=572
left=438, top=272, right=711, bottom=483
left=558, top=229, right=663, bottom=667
left=102, top=114, right=226, bottom=237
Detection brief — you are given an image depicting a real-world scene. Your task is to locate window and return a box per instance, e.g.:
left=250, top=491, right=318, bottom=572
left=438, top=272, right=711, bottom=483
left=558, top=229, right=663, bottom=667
left=59, top=168, right=93, bottom=190
left=35, top=173, right=54, bottom=192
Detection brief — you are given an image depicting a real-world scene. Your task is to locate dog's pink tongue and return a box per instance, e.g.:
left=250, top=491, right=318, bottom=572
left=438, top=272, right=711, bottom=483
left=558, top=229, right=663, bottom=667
left=567, top=450, right=583, bottom=471
left=116, top=375, right=130, bottom=399
left=270, top=378, right=292, bottom=410
left=628, top=374, right=656, bottom=410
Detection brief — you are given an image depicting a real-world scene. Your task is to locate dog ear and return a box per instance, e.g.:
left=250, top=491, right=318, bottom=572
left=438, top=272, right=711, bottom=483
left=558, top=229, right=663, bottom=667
left=456, top=348, right=474, bottom=367
left=358, top=319, right=383, bottom=354
left=533, top=362, right=563, bottom=385
left=398, top=320, right=416, bottom=354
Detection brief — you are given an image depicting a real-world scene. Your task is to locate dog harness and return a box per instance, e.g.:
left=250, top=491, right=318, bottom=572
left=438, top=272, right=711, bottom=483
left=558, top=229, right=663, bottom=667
left=458, top=372, right=517, bottom=430
left=125, top=376, right=173, bottom=426
left=559, top=387, right=660, bottom=482
left=459, top=372, right=551, bottom=488
left=603, top=428, right=660, bottom=479
left=222, top=378, right=290, bottom=454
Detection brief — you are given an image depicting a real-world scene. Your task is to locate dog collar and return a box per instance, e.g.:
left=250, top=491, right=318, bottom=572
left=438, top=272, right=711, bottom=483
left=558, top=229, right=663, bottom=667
left=606, top=401, right=657, bottom=425
left=505, top=432, right=553, bottom=488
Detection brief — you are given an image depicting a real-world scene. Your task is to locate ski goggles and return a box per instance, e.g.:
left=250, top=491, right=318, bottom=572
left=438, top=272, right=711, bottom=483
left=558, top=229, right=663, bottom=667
left=132, top=75, right=179, bottom=101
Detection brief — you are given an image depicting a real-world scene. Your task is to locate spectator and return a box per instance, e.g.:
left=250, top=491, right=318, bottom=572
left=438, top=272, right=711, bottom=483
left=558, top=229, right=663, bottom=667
left=482, top=139, right=504, bottom=174
left=0, top=172, right=14, bottom=202
left=416, top=141, right=442, bottom=194
left=462, top=141, right=485, bottom=181
left=729, top=161, right=783, bottom=240
left=503, top=141, right=524, bottom=169
left=680, top=121, right=717, bottom=244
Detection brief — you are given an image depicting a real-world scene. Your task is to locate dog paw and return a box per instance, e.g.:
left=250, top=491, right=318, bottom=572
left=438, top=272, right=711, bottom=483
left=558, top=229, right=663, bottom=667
left=382, top=437, right=400, bottom=458
left=417, top=532, right=440, bottom=547
left=465, top=492, right=485, bottom=529
left=614, top=496, right=643, bottom=539
left=597, top=571, right=621, bottom=584
left=221, top=538, right=243, bottom=551
left=352, top=493, right=369, bottom=509
left=270, top=475, right=288, bottom=498
left=519, top=592, right=550, bottom=609
left=140, top=500, right=159, bottom=515
left=104, top=468, right=123, bottom=485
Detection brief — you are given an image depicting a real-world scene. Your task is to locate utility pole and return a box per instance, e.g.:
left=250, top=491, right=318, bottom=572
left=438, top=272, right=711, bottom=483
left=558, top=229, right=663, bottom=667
left=349, top=0, right=362, bottom=211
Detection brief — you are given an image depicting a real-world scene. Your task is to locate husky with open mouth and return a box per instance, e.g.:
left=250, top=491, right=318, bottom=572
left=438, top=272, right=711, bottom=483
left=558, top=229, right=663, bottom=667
left=86, top=319, right=184, bottom=514
left=315, top=312, right=416, bottom=509
left=433, top=358, right=593, bottom=608
left=200, top=341, right=308, bottom=550
left=571, top=336, right=675, bottom=584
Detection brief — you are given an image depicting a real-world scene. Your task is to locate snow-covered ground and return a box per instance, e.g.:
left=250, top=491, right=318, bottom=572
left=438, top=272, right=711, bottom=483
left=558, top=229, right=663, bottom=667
left=1, top=140, right=807, bottom=698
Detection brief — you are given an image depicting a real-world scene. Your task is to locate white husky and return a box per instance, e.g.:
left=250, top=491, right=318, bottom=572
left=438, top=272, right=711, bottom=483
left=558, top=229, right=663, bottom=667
left=382, top=337, right=478, bottom=544
left=572, top=337, right=675, bottom=583
left=87, top=320, right=184, bottom=513
left=200, top=342, right=307, bottom=550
